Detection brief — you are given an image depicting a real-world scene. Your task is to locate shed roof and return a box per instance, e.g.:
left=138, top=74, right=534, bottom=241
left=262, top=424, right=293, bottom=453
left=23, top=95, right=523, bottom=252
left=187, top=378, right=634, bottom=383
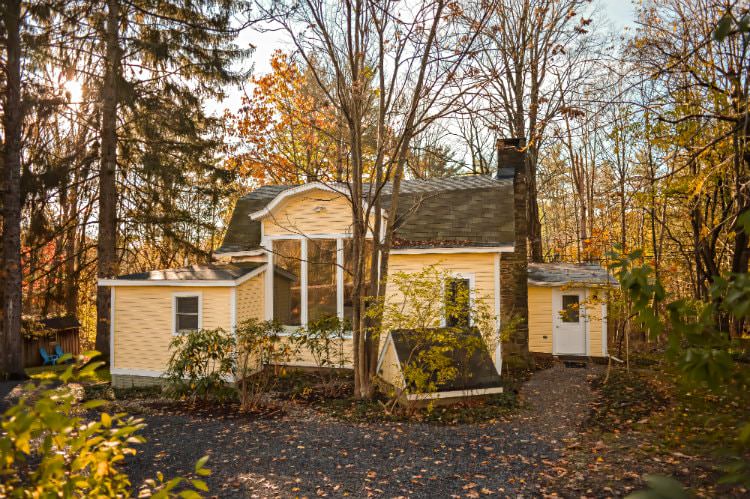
left=116, top=262, right=265, bottom=281
left=527, top=263, right=615, bottom=286
left=216, top=173, right=514, bottom=254
left=38, top=316, right=80, bottom=330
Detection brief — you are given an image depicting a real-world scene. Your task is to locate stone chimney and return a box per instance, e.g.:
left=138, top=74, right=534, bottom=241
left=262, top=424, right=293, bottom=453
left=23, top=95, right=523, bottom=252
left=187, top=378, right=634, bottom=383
left=497, top=138, right=533, bottom=369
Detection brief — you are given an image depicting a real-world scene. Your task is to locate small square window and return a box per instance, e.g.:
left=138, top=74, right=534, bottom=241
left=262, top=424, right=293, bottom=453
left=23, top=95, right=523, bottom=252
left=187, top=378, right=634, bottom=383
left=175, top=296, right=200, bottom=333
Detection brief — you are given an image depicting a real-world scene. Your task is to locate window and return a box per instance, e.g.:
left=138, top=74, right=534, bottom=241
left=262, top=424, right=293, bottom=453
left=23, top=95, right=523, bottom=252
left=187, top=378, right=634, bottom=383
left=343, top=239, right=373, bottom=326
left=174, top=295, right=200, bottom=334
left=273, top=239, right=302, bottom=326
left=269, top=237, right=376, bottom=329
left=445, top=277, right=471, bottom=328
left=561, top=295, right=580, bottom=323
left=307, top=239, right=337, bottom=322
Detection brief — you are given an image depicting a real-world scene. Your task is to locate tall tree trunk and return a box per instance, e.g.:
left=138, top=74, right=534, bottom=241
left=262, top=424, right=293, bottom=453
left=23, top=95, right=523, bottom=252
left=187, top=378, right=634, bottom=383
left=1, top=0, right=25, bottom=378
left=95, top=0, right=120, bottom=360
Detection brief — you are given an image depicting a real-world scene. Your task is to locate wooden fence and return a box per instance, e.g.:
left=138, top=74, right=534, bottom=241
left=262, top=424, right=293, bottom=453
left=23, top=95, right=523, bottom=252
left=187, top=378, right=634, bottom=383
left=22, top=328, right=81, bottom=368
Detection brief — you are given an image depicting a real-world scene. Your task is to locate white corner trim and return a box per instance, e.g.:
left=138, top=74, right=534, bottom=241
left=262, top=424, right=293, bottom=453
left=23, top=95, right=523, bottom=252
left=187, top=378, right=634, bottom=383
left=110, top=368, right=164, bottom=378
left=248, top=182, right=341, bottom=220
left=97, top=264, right=267, bottom=287
left=390, top=246, right=513, bottom=255
left=375, top=333, right=395, bottom=374
left=494, top=253, right=502, bottom=374
left=406, top=386, right=504, bottom=401
left=602, top=301, right=608, bottom=357
left=265, top=248, right=274, bottom=320
left=110, top=287, right=115, bottom=369
left=300, top=238, right=308, bottom=326
left=336, top=238, right=344, bottom=320
left=172, top=292, right=203, bottom=336
left=230, top=287, right=237, bottom=336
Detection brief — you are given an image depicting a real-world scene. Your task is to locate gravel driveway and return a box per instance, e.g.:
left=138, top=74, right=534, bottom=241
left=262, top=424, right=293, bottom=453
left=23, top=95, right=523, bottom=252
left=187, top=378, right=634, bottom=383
left=123, top=364, right=599, bottom=498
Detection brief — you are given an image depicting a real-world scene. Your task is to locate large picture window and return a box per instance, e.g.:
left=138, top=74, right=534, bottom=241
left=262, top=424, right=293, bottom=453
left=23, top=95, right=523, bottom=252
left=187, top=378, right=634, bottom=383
left=307, top=239, right=337, bottom=322
left=270, top=237, right=375, bottom=330
left=273, top=239, right=302, bottom=326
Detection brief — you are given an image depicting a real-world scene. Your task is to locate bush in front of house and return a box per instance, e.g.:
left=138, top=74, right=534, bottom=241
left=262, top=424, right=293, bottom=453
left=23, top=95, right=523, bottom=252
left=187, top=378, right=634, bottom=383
left=164, top=320, right=295, bottom=410
left=234, top=318, right=293, bottom=411
left=164, top=327, right=236, bottom=402
left=0, top=352, right=210, bottom=497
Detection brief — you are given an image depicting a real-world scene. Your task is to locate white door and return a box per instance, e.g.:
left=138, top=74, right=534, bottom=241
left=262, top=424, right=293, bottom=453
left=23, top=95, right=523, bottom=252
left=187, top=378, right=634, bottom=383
left=553, top=288, right=587, bottom=355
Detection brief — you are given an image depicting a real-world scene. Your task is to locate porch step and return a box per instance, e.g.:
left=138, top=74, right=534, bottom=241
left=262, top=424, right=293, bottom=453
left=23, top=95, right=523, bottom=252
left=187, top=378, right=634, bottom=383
left=556, top=355, right=589, bottom=369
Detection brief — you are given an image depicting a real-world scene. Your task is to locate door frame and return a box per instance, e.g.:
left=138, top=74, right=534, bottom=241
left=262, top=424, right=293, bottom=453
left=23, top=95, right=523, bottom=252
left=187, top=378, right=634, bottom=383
left=552, top=287, right=589, bottom=356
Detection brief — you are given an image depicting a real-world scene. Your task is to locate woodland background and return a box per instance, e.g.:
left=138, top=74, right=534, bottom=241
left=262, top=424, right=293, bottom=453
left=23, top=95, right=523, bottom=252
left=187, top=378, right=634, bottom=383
left=0, top=0, right=748, bottom=375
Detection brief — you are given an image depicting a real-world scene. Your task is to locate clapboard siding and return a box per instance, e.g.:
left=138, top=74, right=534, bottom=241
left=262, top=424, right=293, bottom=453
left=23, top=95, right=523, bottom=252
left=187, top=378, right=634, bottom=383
left=263, top=189, right=356, bottom=236
left=528, top=286, right=553, bottom=353
left=113, top=286, right=231, bottom=372
left=236, top=272, right=265, bottom=323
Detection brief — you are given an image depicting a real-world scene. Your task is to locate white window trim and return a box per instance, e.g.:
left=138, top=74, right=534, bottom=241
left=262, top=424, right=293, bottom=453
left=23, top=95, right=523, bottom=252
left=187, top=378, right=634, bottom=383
left=390, top=246, right=513, bottom=255
left=266, top=234, right=365, bottom=330
left=440, top=272, right=476, bottom=327
left=172, top=292, right=203, bottom=336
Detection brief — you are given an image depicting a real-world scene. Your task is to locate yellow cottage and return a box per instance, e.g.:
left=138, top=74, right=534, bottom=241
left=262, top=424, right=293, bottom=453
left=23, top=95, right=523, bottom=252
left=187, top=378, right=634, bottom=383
left=99, top=140, right=612, bottom=389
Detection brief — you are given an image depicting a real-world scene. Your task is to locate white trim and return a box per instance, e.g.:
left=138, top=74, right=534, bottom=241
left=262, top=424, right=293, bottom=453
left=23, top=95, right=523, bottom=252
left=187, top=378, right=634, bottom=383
left=99, top=279, right=238, bottom=287
left=390, top=246, right=513, bottom=255
left=585, top=289, right=591, bottom=356
left=336, top=238, right=344, bottom=320
left=602, top=301, right=608, bottom=357
left=493, top=253, right=502, bottom=374
left=552, top=287, right=587, bottom=356
left=262, top=232, right=374, bottom=240
left=249, top=182, right=340, bottom=220
left=300, top=238, right=308, bottom=326
left=265, top=248, right=274, bottom=320
left=110, top=368, right=163, bottom=378
left=98, top=264, right=267, bottom=288
left=274, top=360, right=353, bottom=369
left=172, top=292, right=203, bottom=336
left=230, top=287, right=237, bottom=336
left=528, top=280, right=612, bottom=288
left=441, top=272, right=476, bottom=327
left=213, top=249, right=266, bottom=258
left=110, top=287, right=115, bottom=369
left=375, top=333, right=395, bottom=374
left=406, top=386, right=504, bottom=401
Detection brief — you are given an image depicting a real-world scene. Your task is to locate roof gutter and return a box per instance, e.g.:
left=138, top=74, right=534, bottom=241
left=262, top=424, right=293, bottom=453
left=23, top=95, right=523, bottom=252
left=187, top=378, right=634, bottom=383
left=97, top=264, right=267, bottom=287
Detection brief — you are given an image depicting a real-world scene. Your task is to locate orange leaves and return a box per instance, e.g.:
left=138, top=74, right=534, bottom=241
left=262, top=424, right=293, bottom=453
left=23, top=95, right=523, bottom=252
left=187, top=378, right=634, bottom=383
left=225, top=51, right=343, bottom=185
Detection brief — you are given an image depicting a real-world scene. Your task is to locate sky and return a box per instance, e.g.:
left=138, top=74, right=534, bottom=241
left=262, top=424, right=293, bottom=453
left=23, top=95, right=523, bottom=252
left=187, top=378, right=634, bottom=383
left=215, top=0, right=638, bottom=116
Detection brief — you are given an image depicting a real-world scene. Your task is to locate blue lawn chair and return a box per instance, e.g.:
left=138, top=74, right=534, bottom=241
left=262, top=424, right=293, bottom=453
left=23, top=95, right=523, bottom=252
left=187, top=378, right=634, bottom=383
left=54, top=344, right=70, bottom=363
left=40, top=347, right=58, bottom=366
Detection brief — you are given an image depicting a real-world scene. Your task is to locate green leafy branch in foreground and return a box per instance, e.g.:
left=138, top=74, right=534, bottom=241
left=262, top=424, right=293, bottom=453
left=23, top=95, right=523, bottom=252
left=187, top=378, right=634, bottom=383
left=610, top=249, right=750, bottom=498
left=0, top=351, right=210, bottom=498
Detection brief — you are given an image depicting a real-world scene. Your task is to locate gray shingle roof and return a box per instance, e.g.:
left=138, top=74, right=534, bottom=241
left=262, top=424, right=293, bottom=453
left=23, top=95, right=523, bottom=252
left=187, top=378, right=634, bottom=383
left=527, top=263, right=615, bottom=286
left=216, top=174, right=514, bottom=253
left=116, top=262, right=265, bottom=281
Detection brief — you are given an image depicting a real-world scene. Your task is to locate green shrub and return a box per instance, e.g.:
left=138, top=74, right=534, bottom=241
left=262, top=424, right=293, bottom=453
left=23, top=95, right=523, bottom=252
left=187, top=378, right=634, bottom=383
left=0, top=352, right=209, bottom=497
left=164, top=327, right=235, bottom=402
left=234, top=318, right=293, bottom=411
left=290, top=315, right=349, bottom=369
